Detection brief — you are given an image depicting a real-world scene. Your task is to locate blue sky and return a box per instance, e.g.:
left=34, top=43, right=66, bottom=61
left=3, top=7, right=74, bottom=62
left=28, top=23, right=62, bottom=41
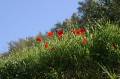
left=0, top=0, right=79, bottom=53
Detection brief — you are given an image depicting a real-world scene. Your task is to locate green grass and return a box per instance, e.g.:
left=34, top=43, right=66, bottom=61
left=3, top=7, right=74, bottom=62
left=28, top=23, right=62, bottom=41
left=0, top=23, right=120, bottom=79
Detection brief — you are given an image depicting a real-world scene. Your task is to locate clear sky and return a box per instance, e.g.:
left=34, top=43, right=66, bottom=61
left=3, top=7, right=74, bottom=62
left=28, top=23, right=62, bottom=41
left=0, top=0, right=79, bottom=53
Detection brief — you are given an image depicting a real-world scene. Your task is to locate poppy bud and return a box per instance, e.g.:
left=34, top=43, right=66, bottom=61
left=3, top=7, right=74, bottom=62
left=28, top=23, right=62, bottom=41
left=47, top=32, right=54, bottom=38
left=45, top=42, right=49, bottom=48
left=36, top=37, right=42, bottom=43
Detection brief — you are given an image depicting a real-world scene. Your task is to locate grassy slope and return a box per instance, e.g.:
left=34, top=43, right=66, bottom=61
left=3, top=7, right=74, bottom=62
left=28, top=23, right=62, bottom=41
left=0, top=23, right=120, bottom=79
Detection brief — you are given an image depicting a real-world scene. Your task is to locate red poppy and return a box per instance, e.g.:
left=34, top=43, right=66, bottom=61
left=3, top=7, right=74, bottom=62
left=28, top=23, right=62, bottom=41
left=36, top=37, right=42, bottom=43
left=45, top=42, right=49, bottom=48
left=80, top=28, right=86, bottom=34
left=82, top=37, right=88, bottom=45
left=71, top=28, right=86, bottom=36
left=47, top=32, right=54, bottom=38
left=57, top=29, right=64, bottom=39
left=76, top=29, right=82, bottom=35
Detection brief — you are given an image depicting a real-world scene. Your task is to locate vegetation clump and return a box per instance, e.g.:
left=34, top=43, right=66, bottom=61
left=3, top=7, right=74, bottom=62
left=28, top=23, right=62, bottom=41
left=0, top=0, right=120, bottom=79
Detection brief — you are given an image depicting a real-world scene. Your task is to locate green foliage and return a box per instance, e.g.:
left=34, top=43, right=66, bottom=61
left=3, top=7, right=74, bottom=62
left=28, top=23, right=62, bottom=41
left=78, top=0, right=120, bottom=24
left=8, top=37, right=34, bottom=54
left=0, top=23, right=120, bottom=79
left=90, top=23, right=120, bottom=65
left=99, top=63, right=118, bottom=79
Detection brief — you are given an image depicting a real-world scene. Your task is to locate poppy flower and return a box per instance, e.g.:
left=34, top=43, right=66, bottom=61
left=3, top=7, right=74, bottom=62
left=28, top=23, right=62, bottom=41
left=45, top=42, right=49, bottom=48
left=82, top=37, right=88, bottom=45
left=76, top=29, right=82, bottom=35
left=71, top=28, right=86, bottom=36
left=47, top=32, right=54, bottom=38
left=79, top=28, right=86, bottom=35
left=57, top=29, right=64, bottom=39
left=36, top=37, right=42, bottom=43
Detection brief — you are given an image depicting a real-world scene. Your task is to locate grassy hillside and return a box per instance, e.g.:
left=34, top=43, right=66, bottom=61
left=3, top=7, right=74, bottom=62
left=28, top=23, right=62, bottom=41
left=0, top=22, right=120, bottom=79
left=0, top=0, right=120, bottom=78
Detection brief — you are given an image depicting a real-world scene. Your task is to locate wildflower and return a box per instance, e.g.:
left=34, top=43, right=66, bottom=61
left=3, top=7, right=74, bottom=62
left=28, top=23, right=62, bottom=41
left=76, top=29, right=82, bottom=35
left=79, top=28, right=86, bottom=35
left=71, top=28, right=86, bottom=36
left=82, top=37, right=88, bottom=45
left=47, top=31, right=54, bottom=38
left=57, top=29, right=64, bottom=40
left=36, top=36, right=42, bottom=43
left=45, top=42, right=49, bottom=48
